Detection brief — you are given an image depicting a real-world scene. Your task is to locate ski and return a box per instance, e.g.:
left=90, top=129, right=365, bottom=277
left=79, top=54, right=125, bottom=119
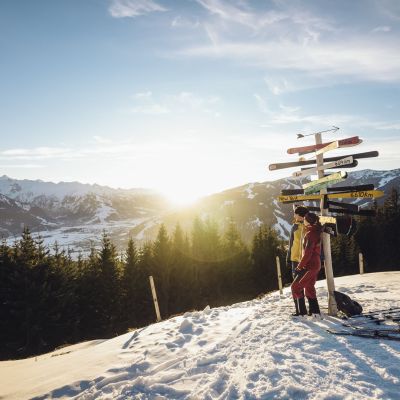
left=287, top=136, right=360, bottom=155
left=327, top=200, right=359, bottom=212
left=342, top=321, right=400, bottom=331
left=294, top=156, right=353, bottom=177
left=300, top=160, right=358, bottom=171
left=306, top=207, right=376, bottom=217
left=302, top=172, right=347, bottom=195
left=268, top=151, right=379, bottom=171
left=278, top=190, right=384, bottom=203
left=327, top=329, right=400, bottom=341
left=281, top=184, right=374, bottom=196
left=345, top=307, right=400, bottom=318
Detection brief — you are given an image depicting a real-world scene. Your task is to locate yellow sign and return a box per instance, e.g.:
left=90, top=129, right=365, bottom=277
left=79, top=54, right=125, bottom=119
left=278, top=190, right=384, bottom=203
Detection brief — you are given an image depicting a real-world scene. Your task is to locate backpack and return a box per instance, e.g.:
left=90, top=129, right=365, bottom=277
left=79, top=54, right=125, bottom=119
left=334, top=291, right=363, bottom=317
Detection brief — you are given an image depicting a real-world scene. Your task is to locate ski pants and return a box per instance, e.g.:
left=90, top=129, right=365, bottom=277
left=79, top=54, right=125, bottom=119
left=291, top=268, right=320, bottom=299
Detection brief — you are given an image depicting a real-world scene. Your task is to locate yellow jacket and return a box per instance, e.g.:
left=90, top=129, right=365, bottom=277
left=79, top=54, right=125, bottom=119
left=287, top=221, right=305, bottom=263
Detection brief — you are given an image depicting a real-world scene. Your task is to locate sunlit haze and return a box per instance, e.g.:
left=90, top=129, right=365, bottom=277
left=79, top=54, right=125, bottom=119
left=1, top=0, right=399, bottom=200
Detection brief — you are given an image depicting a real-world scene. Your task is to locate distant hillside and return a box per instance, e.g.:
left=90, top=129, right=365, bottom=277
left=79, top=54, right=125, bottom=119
left=0, top=169, right=399, bottom=252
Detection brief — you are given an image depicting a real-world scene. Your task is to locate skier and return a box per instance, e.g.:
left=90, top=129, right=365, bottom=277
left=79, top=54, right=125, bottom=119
left=291, top=212, right=322, bottom=317
left=286, top=205, right=308, bottom=278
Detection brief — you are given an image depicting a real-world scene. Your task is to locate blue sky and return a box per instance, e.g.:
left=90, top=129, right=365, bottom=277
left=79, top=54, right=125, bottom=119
left=0, top=0, right=399, bottom=203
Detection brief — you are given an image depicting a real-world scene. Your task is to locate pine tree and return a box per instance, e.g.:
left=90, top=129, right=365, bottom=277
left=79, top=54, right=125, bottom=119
left=221, top=220, right=252, bottom=302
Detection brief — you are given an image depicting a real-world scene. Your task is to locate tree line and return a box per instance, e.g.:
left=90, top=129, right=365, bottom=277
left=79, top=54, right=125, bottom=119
left=1, top=188, right=399, bottom=360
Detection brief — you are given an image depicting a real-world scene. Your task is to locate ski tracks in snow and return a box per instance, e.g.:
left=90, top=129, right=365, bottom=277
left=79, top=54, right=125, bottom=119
left=31, top=273, right=400, bottom=400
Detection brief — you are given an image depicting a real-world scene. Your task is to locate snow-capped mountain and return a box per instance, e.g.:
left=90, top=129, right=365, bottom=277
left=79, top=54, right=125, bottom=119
left=0, top=169, right=399, bottom=251
left=1, top=271, right=399, bottom=399
left=0, top=175, right=168, bottom=250
left=159, top=168, right=400, bottom=242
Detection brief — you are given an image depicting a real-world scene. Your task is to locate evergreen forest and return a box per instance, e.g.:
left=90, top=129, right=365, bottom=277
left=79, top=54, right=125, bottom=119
left=1, top=189, right=399, bottom=360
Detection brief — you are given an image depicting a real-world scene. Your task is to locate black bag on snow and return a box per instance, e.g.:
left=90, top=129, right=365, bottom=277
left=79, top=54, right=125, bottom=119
left=334, top=291, right=363, bottom=317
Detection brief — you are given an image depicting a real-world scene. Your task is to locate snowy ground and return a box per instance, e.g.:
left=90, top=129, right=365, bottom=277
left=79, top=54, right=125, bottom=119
left=1, top=272, right=400, bottom=400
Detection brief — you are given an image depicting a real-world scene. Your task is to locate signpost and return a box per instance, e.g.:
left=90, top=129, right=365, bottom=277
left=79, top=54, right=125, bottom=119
left=269, top=128, right=382, bottom=316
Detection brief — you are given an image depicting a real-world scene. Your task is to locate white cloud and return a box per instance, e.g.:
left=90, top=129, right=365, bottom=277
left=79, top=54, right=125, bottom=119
left=0, top=164, right=44, bottom=168
left=181, top=38, right=400, bottom=82
left=109, top=0, right=167, bottom=18
left=182, top=0, right=400, bottom=84
left=171, top=16, right=200, bottom=29
left=1, top=147, right=73, bottom=159
left=129, top=91, right=221, bottom=115
left=131, top=104, right=170, bottom=114
left=93, top=136, right=113, bottom=144
left=253, top=94, right=269, bottom=113
left=372, top=26, right=391, bottom=33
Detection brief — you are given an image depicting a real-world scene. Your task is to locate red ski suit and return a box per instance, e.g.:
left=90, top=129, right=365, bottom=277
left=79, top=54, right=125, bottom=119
left=291, top=223, right=322, bottom=299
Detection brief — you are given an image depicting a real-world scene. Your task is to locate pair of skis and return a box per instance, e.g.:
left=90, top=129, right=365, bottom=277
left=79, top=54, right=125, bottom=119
left=328, top=308, right=400, bottom=341
left=327, top=328, right=400, bottom=341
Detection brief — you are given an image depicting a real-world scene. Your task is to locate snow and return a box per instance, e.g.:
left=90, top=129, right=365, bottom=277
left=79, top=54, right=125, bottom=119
left=378, top=172, right=398, bottom=187
left=274, top=214, right=292, bottom=239
left=0, top=175, right=153, bottom=202
left=244, top=184, right=256, bottom=200
left=2, top=272, right=400, bottom=400
left=248, top=216, right=263, bottom=228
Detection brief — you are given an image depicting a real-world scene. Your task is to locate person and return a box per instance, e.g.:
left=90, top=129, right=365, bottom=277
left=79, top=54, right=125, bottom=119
left=291, top=212, right=322, bottom=317
left=286, top=205, right=308, bottom=278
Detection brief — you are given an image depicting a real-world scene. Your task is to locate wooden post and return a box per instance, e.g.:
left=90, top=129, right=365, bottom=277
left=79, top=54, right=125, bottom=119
left=276, top=256, right=283, bottom=295
left=315, top=132, right=338, bottom=315
left=359, top=253, right=364, bottom=275
left=149, top=276, right=162, bottom=322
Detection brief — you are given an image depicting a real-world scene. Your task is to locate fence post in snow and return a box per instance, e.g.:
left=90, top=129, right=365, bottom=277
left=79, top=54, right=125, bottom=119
left=276, top=256, right=283, bottom=295
left=149, top=276, right=162, bottom=322
left=359, top=253, right=364, bottom=275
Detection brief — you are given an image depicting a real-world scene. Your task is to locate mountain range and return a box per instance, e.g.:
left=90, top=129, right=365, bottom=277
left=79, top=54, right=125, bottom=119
left=0, top=169, right=399, bottom=253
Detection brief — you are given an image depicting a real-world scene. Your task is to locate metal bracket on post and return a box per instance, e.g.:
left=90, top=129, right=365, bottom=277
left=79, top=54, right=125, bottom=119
left=315, top=133, right=338, bottom=316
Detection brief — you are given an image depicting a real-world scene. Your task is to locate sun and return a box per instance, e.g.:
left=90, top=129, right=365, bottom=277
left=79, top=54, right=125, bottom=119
left=161, top=185, right=202, bottom=207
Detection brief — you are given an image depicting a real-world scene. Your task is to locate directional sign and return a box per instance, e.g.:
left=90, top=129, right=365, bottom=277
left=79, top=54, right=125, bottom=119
left=302, top=171, right=347, bottom=191
left=287, top=136, right=360, bottom=155
left=306, top=206, right=376, bottom=217
left=278, top=190, right=384, bottom=203
left=315, top=140, right=339, bottom=156
left=304, top=177, right=347, bottom=195
left=293, top=156, right=354, bottom=178
left=281, top=183, right=373, bottom=196
left=268, top=151, right=378, bottom=171
left=319, top=216, right=337, bottom=225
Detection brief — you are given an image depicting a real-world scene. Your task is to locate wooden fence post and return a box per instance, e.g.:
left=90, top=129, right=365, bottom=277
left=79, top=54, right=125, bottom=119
left=149, top=276, right=162, bottom=322
left=276, top=256, right=283, bottom=295
left=359, top=253, right=364, bottom=275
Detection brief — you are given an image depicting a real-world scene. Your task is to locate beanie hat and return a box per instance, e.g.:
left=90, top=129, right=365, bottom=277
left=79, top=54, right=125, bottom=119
left=294, top=206, right=308, bottom=218
left=305, top=212, right=319, bottom=225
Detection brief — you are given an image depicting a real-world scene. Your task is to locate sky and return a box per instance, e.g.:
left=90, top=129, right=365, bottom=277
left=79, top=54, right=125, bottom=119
left=0, top=0, right=399, bottom=204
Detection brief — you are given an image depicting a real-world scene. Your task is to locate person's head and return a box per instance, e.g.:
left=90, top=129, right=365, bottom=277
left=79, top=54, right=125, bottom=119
left=294, top=205, right=308, bottom=222
left=304, top=212, right=319, bottom=226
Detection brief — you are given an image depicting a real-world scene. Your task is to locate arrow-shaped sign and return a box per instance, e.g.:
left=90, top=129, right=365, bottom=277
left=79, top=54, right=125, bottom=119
left=315, top=140, right=340, bottom=156
left=293, top=156, right=354, bottom=178
left=278, top=190, right=384, bottom=203
left=302, top=171, right=347, bottom=192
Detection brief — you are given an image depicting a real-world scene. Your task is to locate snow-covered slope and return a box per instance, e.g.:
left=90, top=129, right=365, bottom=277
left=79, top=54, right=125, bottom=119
left=1, top=272, right=399, bottom=400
